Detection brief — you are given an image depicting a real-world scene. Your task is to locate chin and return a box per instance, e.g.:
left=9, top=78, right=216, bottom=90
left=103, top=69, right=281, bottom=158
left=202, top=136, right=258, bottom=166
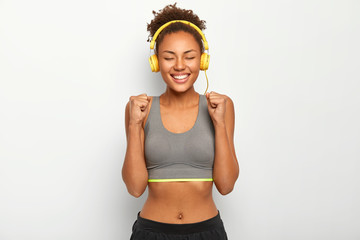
left=168, top=84, right=196, bottom=93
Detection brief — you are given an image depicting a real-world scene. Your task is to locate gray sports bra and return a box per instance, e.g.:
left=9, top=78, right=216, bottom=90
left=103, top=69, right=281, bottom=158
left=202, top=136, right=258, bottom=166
left=144, top=94, right=215, bottom=182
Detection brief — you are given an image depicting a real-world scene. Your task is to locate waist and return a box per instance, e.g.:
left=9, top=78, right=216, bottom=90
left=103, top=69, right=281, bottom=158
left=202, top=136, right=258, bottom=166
left=135, top=211, right=224, bottom=234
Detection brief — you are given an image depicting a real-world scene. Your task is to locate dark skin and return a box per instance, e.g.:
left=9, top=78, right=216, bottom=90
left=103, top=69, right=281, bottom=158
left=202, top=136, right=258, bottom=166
left=122, top=31, right=239, bottom=223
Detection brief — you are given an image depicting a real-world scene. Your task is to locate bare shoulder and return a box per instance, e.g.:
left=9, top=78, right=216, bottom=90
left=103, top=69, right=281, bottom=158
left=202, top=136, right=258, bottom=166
left=223, top=94, right=235, bottom=134
left=224, top=94, right=234, bottom=106
left=219, top=93, right=234, bottom=114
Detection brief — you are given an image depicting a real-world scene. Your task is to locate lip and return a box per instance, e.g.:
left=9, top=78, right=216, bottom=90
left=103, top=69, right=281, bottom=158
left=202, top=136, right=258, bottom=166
left=171, top=73, right=190, bottom=84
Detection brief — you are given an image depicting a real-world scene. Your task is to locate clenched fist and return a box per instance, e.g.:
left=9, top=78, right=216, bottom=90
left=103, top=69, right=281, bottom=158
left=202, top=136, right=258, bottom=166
left=205, top=91, right=228, bottom=126
left=128, top=94, right=151, bottom=125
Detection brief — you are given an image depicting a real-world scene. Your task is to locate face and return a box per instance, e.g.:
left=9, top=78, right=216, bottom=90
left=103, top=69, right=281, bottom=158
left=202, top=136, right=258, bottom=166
left=157, top=31, right=201, bottom=93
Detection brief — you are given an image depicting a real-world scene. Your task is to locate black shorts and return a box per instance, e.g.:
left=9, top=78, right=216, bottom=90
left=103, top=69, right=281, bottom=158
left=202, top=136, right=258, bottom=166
left=130, top=211, right=228, bottom=240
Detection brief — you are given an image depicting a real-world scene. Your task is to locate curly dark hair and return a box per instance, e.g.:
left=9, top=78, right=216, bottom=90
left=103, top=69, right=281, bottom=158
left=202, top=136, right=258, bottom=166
left=147, top=3, right=207, bottom=54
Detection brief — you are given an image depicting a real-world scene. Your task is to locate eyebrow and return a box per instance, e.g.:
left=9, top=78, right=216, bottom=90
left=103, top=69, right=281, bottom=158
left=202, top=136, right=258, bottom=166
left=162, top=49, right=197, bottom=54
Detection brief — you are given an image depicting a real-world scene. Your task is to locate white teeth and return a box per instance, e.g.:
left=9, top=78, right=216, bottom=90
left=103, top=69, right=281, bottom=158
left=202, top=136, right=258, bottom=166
left=173, top=74, right=189, bottom=80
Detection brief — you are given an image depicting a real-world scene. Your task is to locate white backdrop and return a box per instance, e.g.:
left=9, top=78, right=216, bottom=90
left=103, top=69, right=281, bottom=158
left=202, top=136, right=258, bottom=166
left=1, top=0, right=359, bottom=239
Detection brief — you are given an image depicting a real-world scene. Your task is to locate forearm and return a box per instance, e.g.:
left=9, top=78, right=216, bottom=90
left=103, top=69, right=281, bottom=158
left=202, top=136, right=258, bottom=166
left=212, top=123, right=239, bottom=195
left=122, top=124, right=148, bottom=197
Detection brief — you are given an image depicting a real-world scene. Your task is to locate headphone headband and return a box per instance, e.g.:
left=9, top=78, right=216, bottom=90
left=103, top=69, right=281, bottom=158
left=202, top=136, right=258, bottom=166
left=150, top=20, right=209, bottom=51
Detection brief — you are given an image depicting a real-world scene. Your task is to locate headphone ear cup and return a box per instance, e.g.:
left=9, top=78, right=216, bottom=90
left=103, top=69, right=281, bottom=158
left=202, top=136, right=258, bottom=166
left=200, top=53, right=210, bottom=71
left=149, top=54, right=160, bottom=72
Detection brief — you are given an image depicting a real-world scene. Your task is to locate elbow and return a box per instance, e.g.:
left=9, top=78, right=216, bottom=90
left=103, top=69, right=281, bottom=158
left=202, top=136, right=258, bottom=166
left=123, top=176, right=148, bottom=198
left=214, top=180, right=236, bottom=195
left=126, top=184, right=147, bottom=198
left=217, top=184, right=235, bottom=195
left=128, top=189, right=145, bottom=198
left=214, top=174, right=238, bottom=195
left=122, top=169, right=148, bottom=198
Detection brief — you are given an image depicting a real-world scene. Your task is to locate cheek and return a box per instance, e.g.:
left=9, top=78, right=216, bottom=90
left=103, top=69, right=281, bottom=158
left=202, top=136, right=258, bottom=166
left=158, top=59, right=171, bottom=71
left=190, top=59, right=201, bottom=71
left=190, top=54, right=202, bottom=68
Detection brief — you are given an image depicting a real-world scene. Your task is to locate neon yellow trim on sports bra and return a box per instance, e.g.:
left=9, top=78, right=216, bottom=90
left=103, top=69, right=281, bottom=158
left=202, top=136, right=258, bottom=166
left=148, top=178, right=213, bottom=183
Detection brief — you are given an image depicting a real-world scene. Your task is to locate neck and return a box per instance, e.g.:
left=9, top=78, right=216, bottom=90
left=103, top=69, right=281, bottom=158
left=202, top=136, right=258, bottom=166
left=161, top=87, right=199, bottom=108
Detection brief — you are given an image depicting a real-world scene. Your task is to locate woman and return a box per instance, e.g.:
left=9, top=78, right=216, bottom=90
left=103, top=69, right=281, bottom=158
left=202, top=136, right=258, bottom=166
left=122, top=3, right=239, bottom=239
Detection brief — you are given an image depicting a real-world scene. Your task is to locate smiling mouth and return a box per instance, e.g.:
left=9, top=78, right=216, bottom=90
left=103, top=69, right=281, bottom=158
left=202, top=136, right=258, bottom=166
left=171, top=74, right=190, bottom=83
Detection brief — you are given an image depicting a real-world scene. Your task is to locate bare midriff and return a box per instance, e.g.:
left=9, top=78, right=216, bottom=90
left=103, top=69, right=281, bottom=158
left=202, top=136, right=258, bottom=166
left=139, top=181, right=218, bottom=224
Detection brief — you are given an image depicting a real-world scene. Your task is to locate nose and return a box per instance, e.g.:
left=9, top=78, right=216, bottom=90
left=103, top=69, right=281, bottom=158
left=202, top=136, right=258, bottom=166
left=174, top=57, right=185, bottom=71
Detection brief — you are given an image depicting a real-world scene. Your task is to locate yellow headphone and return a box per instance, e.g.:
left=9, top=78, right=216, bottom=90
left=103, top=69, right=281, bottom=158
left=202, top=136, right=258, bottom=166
left=149, top=20, right=210, bottom=72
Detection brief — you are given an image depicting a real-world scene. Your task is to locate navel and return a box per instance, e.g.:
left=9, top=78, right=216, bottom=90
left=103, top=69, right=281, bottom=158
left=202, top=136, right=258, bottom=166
left=177, top=212, right=183, bottom=220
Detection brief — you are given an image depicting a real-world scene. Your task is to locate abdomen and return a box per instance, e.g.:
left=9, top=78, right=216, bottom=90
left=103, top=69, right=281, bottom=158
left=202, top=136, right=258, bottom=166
left=140, top=181, right=218, bottom=223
